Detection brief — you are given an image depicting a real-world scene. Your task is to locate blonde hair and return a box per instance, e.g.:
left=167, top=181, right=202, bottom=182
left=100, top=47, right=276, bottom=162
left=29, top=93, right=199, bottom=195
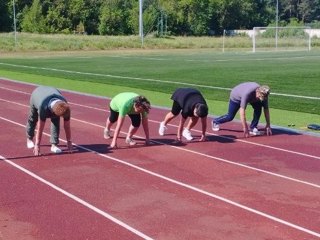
left=257, top=85, right=270, bottom=99
left=52, top=101, right=71, bottom=118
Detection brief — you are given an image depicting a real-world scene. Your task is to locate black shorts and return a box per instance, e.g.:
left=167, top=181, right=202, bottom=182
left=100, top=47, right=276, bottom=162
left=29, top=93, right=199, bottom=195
left=109, top=107, right=141, bottom=127
left=171, top=101, right=182, bottom=116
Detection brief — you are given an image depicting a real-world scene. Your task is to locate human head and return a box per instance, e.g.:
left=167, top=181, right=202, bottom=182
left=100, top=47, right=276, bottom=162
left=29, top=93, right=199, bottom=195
left=194, top=103, right=208, bottom=118
left=52, top=101, right=71, bottom=118
left=256, top=85, right=270, bottom=101
left=133, top=96, right=151, bottom=113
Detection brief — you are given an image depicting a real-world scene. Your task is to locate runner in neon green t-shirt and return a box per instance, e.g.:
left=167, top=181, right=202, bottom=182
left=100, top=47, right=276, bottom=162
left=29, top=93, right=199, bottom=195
left=104, top=92, right=151, bottom=148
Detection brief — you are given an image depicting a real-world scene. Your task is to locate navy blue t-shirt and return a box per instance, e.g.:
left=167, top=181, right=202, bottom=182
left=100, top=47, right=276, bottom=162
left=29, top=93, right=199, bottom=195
left=171, top=88, right=207, bottom=118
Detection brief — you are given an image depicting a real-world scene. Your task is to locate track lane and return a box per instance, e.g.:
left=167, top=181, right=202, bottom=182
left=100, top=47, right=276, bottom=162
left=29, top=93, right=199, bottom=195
left=0, top=80, right=320, bottom=238
left=1, top=116, right=319, bottom=239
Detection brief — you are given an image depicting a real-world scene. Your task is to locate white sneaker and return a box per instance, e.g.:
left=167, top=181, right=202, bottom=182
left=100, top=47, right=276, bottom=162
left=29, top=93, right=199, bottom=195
left=158, top=122, right=167, bottom=136
left=212, top=122, right=220, bottom=131
left=249, top=128, right=261, bottom=136
left=182, top=128, right=193, bottom=141
left=27, top=139, right=35, bottom=149
left=51, top=145, right=62, bottom=154
left=104, top=128, right=111, bottom=139
left=125, top=138, right=137, bottom=146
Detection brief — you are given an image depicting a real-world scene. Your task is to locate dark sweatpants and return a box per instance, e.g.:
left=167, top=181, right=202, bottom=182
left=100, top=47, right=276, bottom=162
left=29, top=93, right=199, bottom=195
left=26, top=107, right=60, bottom=145
left=213, top=100, right=263, bottom=129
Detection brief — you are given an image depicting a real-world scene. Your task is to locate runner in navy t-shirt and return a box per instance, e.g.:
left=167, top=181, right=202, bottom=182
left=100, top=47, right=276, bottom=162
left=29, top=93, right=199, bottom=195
left=158, top=88, right=208, bottom=142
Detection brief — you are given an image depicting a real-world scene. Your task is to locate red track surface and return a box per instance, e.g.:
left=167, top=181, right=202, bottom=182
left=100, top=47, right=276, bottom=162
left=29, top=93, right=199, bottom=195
left=0, top=79, right=319, bottom=240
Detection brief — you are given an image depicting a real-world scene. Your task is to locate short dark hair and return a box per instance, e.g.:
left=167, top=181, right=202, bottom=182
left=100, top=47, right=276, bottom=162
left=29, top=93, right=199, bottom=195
left=195, top=103, right=208, bottom=118
left=133, top=96, right=151, bottom=113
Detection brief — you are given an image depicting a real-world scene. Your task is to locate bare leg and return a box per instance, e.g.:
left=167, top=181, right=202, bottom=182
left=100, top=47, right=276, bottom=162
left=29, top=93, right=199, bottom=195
left=185, top=116, right=199, bottom=130
left=105, top=118, right=114, bottom=130
left=104, top=118, right=113, bottom=139
left=163, top=112, right=176, bottom=125
left=126, top=125, right=139, bottom=146
left=126, top=125, right=139, bottom=139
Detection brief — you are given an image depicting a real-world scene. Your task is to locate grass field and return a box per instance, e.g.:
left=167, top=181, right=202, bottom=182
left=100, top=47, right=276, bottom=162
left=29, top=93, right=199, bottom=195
left=1, top=48, right=320, bottom=132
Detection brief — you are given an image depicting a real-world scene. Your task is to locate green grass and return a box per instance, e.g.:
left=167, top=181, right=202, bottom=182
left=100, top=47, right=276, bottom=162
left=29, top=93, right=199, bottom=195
left=0, top=33, right=251, bottom=51
left=2, top=32, right=320, bottom=52
left=1, top=49, right=320, bottom=112
left=1, top=48, right=320, bottom=133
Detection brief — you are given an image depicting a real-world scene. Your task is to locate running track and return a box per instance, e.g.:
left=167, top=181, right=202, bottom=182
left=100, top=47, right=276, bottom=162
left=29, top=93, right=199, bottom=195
left=0, top=79, right=319, bottom=240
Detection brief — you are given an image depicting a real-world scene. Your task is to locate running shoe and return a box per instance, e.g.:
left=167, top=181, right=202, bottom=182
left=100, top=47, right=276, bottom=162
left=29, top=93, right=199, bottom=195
left=125, top=137, right=137, bottom=146
left=51, top=145, right=62, bottom=154
left=158, top=122, right=167, bottom=136
left=212, top=122, right=220, bottom=131
left=182, top=128, right=193, bottom=141
left=249, top=128, right=261, bottom=136
left=27, top=139, right=35, bottom=149
left=104, top=128, right=111, bottom=139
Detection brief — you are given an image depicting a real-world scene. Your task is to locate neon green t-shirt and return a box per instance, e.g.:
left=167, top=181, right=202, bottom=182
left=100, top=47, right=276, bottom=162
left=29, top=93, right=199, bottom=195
left=110, top=92, right=148, bottom=117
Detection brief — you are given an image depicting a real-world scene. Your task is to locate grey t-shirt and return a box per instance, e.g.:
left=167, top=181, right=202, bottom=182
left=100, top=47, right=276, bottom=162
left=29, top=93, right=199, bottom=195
left=230, top=82, right=268, bottom=109
left=30, top=86, right=68, bottom=121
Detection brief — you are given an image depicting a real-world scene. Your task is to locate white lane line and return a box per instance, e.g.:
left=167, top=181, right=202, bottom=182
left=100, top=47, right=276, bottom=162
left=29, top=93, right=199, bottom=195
left=0, top=92, right=319, bottom=161
left=0, top=97, right=320, bottom=189
left=71, top=117, right=320, bottom=189
left=0, top=86, right=108, bottom=112
left=72, top=100, right=320, bottom=160
left=1, top=64, right=320, bottom=100
left=0, top=155, right=153, bottom=240
left=0, top=117, right=319, bottom=238
left=0, top=85, right=30, bottom=95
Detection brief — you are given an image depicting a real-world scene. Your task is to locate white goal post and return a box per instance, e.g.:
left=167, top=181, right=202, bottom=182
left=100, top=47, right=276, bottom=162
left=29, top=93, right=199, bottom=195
left=252, top=26, right=311, bottom=53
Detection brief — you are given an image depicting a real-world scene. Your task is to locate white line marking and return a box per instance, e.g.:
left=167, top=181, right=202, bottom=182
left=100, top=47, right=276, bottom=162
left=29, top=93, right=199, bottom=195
left=0, top=117, right=319, bottom=238
left=0, top=86, right=30, bottom=95
left=97, top=54, right=320, bottom=64
left=70, top=117, right=320, bottom=189
left=0, top=86, right=108, bottom=112
left=1, top=95, right=320, bottom=189
left=73, top=104, right=320, bottom=161
left=1, top=63, right=319, bottom=100
left=0, top=155, right=153, bottom=239
left=0, top=93, right=319, bottom=161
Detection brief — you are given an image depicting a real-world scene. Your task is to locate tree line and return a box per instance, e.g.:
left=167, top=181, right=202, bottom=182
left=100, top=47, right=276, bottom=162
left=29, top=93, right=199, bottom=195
left=1, top=0, right=320, bottom=36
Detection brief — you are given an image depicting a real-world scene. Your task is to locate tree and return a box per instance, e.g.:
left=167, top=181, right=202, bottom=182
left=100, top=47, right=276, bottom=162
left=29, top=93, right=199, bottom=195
left=2, top=0, right=320, bottom=36
left=298, top=0, right=318, bottom=22
left=214, top=0, right=267, bottom=34
left=69, top=0, right=102, bottom=35
left=0, top=1, right=11, bottom=32
left=21, top=0, right=47, bottom=33
left=45, top=0, right=72, bottom=33
left=99, top=0, right=134, bottom=35
left=186, top=0, right=213, bottom=36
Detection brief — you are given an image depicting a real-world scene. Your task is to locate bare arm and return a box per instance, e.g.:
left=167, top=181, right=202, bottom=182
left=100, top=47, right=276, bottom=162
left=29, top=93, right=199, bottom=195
left=200, top=116, right=207, bottom=141
left=110, top=116, right=125, bottom=148
left=64, top=119, right=72, bottom=152
left=264, top=108, right=272, bottom=136
left=142, top=116, right=150, bottom=144
left=177, top=117, right=187, bottom=141
left=239, top=107, right=249, bottom=138
left=34, top=120, right=46, bottom=155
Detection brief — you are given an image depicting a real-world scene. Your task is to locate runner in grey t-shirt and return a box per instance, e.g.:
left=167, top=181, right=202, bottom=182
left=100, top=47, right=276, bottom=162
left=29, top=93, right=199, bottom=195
left=212, top=82, right=272, bottom=138
left=26, top=86, right=73, bottom=155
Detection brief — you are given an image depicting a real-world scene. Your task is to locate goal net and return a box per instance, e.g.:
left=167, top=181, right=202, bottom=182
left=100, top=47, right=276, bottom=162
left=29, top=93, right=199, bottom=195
left=252, top=27, right=311, bottom=52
